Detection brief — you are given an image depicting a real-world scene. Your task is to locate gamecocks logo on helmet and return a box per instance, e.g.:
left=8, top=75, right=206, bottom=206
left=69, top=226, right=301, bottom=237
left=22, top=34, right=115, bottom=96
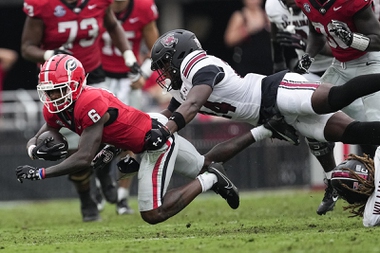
left=160, top=33, right=178, bottom=48
left=65, top=59, right=77, bottom=72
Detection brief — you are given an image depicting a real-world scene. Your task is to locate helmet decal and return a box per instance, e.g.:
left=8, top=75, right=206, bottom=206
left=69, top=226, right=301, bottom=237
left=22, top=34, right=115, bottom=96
left=65, top=58, right=78, bottom=72
left=160, top=33, right=178, bottom=48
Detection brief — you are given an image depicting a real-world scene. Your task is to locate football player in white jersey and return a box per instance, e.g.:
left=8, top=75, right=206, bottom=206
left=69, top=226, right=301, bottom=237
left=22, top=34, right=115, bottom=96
left=265, top=0, right=337, bottom=215
left=146, top=29, right=380, bottom=214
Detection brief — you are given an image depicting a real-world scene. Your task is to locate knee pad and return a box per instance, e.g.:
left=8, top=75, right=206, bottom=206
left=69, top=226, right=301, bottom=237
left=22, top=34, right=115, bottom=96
left=68, top=168, right=93, bottom=186
left=306, top=138, right=335, bottom=157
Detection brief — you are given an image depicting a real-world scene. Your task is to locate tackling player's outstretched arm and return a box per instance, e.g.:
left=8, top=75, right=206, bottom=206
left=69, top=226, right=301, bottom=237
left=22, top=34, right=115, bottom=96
left=166, top=84, right=213, bottom=134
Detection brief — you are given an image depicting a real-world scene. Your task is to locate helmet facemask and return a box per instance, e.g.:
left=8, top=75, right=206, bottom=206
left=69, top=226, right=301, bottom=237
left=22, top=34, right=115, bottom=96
left=37, top=77, right=79, bottom=113
left=152, top=53, right=181, bottom=91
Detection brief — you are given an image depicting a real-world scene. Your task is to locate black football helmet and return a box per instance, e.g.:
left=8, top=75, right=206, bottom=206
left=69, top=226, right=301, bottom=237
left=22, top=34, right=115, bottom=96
left=151, top=29, right=202, bottom=91
left=331, top=159, right=370, bottom=204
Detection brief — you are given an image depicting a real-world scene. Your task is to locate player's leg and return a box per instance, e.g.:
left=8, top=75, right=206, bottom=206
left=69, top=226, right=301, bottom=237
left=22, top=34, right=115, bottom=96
left=306, top=138, right=338, bottom=215
left=116, top=150, right=135, bottom=215
left=69, top=168, right=100, bottom=222
left=138, top=131, right=238, bottom=224
left=311, top=73, right=380, bottom=115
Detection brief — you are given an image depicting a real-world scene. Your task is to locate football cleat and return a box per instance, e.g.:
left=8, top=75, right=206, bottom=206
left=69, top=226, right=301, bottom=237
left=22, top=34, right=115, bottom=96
left=116, top=198, right=135, bottom=215
left=264, top=115, right=300, bottom=145
left=208, top=162, right=240, bottom=209
left=317, top=179, right=339, bottom=215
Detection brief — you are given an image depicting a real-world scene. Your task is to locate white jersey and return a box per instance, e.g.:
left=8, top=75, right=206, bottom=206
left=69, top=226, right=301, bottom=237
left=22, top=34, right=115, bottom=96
left=265, top=0, right=332, bottom=73
left=171, top=50, right=264, bottom=126
left=363, top=147, right=380, bottom=227
left=169, top=50, right=334, bottom=142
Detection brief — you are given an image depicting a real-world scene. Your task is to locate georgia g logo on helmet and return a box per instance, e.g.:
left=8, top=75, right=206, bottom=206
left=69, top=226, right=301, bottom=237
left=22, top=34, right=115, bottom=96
left=160, top=33, right=178, bottom=48
left=65, top=58, right=78, bottom=72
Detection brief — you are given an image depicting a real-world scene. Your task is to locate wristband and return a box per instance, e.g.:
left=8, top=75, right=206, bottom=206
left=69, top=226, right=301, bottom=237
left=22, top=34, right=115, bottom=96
left=28, top=144, right=36, bottom=159
left=43, top=50, right=55, bottom=61
left=140, top=58, right=153, bottom=79
left=350, top=33, right=370, bottom=51
left=168, top=112, right=186, bottom=131
left=123, top=50, right=137, bottom=67
left=130, top=73, right=141, bottom=82
left=38, top=168, right=46, bottom=179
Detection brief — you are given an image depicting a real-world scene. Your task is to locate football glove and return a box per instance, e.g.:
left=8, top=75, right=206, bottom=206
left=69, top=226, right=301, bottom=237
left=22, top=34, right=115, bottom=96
left=329, top=20, right=353, bottom=46
left=117, top=154, right=140, bottom=179
left=144, top=126, right=171, bottom=150
left=264, top=115, right=300, bottom=145
left=276, top=31, right=307, bottom=51
left=30, top=137, right=68, bottom=161
left=294, top=53, right=314, bottom=74
left=16, top=166, right=45, bottom=183
left=91, top=145, right=121, bottom=171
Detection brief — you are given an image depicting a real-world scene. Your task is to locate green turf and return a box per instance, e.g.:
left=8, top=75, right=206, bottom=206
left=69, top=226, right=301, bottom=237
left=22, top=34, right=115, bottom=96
left=0, top=190, right=377, bottom=253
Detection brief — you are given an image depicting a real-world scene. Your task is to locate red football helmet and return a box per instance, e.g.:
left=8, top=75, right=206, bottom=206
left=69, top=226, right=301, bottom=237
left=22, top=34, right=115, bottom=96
left=37, top=54, right=86, bottom=113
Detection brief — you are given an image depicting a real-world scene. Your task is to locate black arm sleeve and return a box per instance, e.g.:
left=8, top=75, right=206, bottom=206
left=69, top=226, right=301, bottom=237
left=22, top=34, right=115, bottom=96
left=192, top=65, right=225, bottom=88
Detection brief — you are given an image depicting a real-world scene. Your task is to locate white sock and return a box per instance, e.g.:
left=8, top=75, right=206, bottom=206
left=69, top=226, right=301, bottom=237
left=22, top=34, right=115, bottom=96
left=117, top=187, right=129, bottom=202
left=250, top=125, right=272, bottom=142
left=196, top=172, right=217, bottom=192
left=324, top=171, right=333, bottom=180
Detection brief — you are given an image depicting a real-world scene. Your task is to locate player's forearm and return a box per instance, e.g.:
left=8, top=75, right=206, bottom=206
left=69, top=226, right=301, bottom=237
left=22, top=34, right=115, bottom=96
left=305, top=32, right=326, bottom=58
left=44, top=152, right=92, bottom=178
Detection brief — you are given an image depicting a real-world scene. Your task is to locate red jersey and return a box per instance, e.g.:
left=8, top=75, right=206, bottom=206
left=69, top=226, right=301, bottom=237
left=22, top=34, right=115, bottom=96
left=43, top=86, right=152, bottom=153
left=295, top=0, right=371, bottom=62
left=23, top=0, right=112, bottom=72
left=99, top=0, right=159, bottom=73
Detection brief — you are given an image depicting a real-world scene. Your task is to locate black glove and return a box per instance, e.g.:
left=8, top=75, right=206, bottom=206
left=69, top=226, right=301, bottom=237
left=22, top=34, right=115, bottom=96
left=264, top=115, right=300, bottom=146
left=91, top=145, right=121, bottom=171
left=276, top=31, right=307, bottom=51
left=31, top=137, right=68, bottom=161
left=16, top=165, right=44, bottom=183
left=293, top=53, right=314, bottom=74
left=329, top=20, right=353, bottom=46
left=117, top=155, right=140, bottom=179
left=144, top=125, right=171, bottom=150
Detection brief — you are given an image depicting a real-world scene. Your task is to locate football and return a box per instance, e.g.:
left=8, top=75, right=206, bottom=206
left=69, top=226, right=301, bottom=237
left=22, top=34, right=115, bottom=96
left=37, top=130, right=68, bottom=150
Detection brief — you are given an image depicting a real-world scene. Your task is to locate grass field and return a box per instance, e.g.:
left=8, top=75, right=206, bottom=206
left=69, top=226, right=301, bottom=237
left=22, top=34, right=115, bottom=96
left=0, top=189, right=378, bottom=253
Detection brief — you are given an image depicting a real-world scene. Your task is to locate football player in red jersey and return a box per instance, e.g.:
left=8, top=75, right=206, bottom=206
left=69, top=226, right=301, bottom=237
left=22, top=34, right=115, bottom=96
left=15, top=54, right=240, bottom=224
left=20, top=0, right=141, bottom=222
left=294, top=0, right=380, bottom=215
left=98, top=0, right=160, bottom=215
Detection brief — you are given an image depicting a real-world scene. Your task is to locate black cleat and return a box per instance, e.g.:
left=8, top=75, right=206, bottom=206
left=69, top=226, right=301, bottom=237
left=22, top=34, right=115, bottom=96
left=317, top=179, right=338, bottom=215
left=208, top=162, right=240, bottom=209
left=116, top=198, right=135, bottom=215
left=264, top=115, right=300, bottom=145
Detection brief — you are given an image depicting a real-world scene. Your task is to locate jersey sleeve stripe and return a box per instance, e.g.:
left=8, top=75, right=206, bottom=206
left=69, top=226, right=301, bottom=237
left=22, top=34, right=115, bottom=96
left=182, top=52, right=207, bottom=78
